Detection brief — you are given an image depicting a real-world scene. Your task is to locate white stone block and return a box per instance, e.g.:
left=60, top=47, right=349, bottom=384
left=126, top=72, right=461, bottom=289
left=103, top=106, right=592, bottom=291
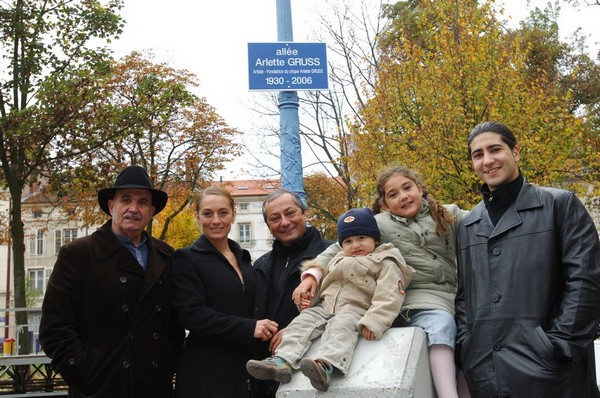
left=276, top=327, right=435, bottom=397
left=595, top=339, right=600, bottom=385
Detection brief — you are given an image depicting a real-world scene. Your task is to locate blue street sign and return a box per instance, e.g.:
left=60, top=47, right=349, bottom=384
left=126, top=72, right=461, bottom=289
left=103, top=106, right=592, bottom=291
left=248, top=42, right=328, bottom=91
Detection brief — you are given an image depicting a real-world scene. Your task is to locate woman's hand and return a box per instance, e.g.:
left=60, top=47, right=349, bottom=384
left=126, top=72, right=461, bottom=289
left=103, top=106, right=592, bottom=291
left=255, top=319, right=279, bottom=341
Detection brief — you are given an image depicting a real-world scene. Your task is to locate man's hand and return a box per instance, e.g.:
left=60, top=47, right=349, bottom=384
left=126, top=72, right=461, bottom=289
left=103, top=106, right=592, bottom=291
left=269, top=328, right=285, bottom=352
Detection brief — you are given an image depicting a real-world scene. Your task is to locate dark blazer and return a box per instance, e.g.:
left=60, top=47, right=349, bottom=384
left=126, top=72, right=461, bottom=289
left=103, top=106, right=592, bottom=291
left=251, top=227, right=332, bottom=397
left=456, top=181, right=600, bottom=398
left=171, top=235, right=256, bottom=398
left=40, top=221, right=184, bottom=398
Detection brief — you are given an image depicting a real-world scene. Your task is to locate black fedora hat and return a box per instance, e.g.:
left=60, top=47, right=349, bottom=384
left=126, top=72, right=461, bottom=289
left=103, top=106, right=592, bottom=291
left=97, top=166, right=168, bottom=216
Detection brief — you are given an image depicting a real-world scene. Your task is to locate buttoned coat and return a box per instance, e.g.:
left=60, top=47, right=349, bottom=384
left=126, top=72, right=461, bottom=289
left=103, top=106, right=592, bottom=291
left=171, top=235, right=256, bottom=398
left=40, top=221, right=184, bottom=398
left=455, top=181, right=600, bottom=398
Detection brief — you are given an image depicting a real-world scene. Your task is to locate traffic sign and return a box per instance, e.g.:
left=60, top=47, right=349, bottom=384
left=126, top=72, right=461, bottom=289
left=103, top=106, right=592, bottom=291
left=248, top=42, right=329, bottom=91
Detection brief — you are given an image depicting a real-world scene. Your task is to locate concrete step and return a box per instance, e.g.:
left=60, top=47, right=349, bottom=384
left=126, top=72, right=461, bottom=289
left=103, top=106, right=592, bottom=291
left=276, top=326, right=435, bottom=397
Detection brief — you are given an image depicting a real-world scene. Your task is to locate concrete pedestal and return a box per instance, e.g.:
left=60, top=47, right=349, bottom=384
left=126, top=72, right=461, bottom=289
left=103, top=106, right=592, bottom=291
left=595, top=339, right=600, bottom=386
left=276, top=327, right=435, bottom=397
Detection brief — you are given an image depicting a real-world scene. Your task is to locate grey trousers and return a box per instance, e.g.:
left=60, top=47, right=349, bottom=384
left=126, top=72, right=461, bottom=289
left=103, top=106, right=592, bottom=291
left=275, top=305, right=362, bottom=374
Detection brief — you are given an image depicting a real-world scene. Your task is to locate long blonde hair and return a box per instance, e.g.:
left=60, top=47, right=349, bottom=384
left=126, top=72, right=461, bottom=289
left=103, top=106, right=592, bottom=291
left=372, top=166, right=456, bottom=236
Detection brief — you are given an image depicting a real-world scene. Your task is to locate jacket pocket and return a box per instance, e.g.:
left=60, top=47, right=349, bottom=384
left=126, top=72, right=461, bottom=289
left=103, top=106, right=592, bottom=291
left=341, top=262, right=375, bottom=288
left=516, top=324, right=568, bottom=374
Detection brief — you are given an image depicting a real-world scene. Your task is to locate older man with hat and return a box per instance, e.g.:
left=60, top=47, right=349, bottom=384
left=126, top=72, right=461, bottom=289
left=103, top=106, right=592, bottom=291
left=40, top=165, right=185, bottom=398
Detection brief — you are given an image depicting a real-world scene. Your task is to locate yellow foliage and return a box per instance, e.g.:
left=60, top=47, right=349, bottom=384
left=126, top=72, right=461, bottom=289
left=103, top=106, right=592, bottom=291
left=349, top=0, right=593, bottom=208
left=153, top=201, right=200, bottom=250
left=304, top=172, right=349, bottom=241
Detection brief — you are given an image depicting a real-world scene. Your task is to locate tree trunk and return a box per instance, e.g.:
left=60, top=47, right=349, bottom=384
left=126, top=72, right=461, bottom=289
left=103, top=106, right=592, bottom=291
left=9, top=186, right=30, bottom=354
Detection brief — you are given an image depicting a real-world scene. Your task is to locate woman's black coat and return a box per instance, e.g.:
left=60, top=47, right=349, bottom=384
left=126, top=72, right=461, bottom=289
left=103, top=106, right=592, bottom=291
left=172, top=235, right=256, bottom=398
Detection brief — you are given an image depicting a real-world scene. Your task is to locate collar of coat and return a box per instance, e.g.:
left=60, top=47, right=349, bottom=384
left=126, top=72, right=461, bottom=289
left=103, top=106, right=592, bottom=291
left=254, top=227, right=332, bottom=274
left=189, top=234, right=251, bottom=264
left=93, top=221, right=173, bottom=282
left=481, top=174, right=525, bottom=225
left=301, top=242, right=412, bottom=279
left=272, top=226, right=321, bottom=256
left=462, top=179, right=544, bottom=238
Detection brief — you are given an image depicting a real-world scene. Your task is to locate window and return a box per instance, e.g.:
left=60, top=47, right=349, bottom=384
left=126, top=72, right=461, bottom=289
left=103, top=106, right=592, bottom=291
left=28, top=269, right=45, bottom=295
left=27, top=269, right=52, bottom=297
left=29, top=230, right=44, bottom=255
left=239, top=203, right=249, bottom=211
left=55, top=228, right=78, bottom=254
left=238, top=223, right=252, bottom=244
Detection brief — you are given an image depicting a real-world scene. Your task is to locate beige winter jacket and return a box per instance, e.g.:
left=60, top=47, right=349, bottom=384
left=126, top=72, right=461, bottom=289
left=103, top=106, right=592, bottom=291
left=301, top=243, right=415, bottom=339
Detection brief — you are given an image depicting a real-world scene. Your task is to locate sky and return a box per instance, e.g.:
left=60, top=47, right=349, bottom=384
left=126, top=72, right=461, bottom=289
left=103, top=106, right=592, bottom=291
left=110, top=0, right=599, bottom=180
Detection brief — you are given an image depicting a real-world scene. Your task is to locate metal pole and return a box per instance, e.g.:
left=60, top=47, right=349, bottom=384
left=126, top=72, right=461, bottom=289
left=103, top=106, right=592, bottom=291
left=276, top=0, right=306, bottom=207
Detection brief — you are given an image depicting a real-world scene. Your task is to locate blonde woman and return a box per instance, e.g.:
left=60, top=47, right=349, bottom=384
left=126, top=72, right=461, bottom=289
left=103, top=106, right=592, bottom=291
left=172, top=187, right=278, bottom=397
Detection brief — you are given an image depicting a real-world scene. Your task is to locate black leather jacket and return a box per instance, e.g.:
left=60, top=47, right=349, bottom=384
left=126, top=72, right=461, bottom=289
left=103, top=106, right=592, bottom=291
left=456, top=181, right=600, bottom=398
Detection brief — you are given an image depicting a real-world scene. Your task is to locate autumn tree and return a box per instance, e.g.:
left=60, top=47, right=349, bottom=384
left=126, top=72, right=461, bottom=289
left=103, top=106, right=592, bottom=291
left=91, top=52, right=241, bottom=240
left=38, top=51, right=240, bottom=244
left=303, top=172, right=348, bottom=240
left=350, top=0, right=596, bottom=208
left=153, top=199, right=199, bottom=250
left=514, top=3, right=600, bottom=185
left=44, top=52, right=241, bottom=242
left=0, top=0, right=124, bottom=353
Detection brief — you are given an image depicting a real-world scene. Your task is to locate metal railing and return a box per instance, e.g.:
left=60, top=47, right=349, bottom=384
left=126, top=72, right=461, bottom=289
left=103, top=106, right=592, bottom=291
left=0, top=307, right=67, bottom=396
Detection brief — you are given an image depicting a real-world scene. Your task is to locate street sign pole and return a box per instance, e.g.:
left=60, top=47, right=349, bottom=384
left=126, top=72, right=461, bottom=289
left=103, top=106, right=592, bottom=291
left=249, top=2, right=328, bottom=208
left=276, top=0, right=305, bottom=206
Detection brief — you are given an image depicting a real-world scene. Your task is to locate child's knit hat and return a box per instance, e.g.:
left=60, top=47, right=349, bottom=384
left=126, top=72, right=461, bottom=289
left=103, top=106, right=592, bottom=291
left=337, top=208, right=380, bottom=245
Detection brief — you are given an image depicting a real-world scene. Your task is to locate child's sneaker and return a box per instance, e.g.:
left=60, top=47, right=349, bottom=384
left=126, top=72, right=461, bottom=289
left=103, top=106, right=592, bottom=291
left=246, top=356, right=292, bottom=383
left=299, top=357, right=334, bottom=391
